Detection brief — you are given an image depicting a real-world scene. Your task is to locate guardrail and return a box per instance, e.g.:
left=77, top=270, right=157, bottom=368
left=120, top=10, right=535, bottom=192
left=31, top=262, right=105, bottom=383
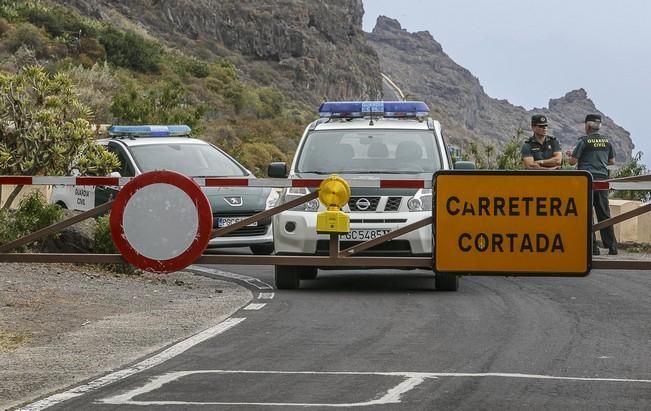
left=0, top=173, right=649, bottom=272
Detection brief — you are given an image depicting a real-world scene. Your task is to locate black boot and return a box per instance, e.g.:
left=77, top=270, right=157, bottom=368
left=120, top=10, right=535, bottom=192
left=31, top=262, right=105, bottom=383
left=592, top=245, right=600, bottom=256
left=608, top=246, right=618, bottom=256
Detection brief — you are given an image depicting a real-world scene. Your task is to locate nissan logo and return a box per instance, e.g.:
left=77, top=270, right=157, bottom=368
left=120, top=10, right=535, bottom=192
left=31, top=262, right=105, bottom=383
left=355, top=198, right=371, bottom=211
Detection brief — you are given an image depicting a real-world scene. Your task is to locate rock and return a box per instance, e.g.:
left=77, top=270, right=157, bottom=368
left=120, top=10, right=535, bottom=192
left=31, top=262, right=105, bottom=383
left=41, top=210, right=98, bottom=253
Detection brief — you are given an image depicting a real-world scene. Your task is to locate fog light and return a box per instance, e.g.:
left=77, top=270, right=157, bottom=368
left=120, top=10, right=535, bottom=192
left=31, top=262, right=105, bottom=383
left=285, top=221, right=296, bottom=232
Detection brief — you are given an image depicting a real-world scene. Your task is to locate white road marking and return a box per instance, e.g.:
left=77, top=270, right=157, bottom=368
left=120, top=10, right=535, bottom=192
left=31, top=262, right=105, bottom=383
left=17, top=318, right=246, bottom=411
left=98, top=370, right=651, bottom=407
left=258, top=292, right=275, bottom=299
left=243, top=303, right=266, bottom=310
left=190, top=265, right=273, bottom=290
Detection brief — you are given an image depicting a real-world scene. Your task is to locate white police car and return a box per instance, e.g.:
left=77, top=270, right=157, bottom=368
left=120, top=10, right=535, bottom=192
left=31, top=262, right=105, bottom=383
left=50, top=125, right=277, bottom=254
left=268, top=101, right=469, bottom=290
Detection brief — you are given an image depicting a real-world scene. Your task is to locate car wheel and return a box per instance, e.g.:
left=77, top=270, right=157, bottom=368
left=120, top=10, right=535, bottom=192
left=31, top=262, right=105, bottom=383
left=250, top=244, right=274, bottom=255
left=299, top=267, right=318, bottom=280
left=275, top=266, right=300, bottom=289
left=435, top=272, right=459, bottom=291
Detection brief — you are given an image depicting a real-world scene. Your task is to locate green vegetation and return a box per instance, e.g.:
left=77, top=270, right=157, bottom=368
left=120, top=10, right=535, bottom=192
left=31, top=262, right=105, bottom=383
left=0, top=65, right=120, bottom=209
left=0, top=190, right=62, bottom=251
left=0, top=1, right=306, bottom=177
left=612, top=151, right=650, bottom=202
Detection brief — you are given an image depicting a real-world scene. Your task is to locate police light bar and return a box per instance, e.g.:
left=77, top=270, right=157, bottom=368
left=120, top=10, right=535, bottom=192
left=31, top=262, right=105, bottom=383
left=108, top=125, right=191, bottom=137
left=318, top=101, right=430, bottom=118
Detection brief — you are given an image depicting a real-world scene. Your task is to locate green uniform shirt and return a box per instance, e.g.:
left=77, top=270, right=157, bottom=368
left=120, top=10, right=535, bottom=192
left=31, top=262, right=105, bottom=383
left=521, top=135, right=561, bottom=161
left=572, top=132, right=615, bottom=179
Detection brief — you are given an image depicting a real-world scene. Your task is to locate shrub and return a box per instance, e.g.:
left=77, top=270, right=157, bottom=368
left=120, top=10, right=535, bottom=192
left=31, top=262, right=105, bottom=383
left=612, top=151, right=650, bottom=202
left=5, top=23, right=49, bottom=58
left=93, top=214, right=136, bottom=274
left=99, top=26, right=161, bottom=73
left=93, top=214, right=115, bottom=253
left=0, top=190, right=63, bottom=251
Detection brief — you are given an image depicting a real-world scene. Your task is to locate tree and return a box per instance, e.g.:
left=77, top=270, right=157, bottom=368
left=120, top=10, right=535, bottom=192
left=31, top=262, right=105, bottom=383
left=0, top=65, right=119, bottom=209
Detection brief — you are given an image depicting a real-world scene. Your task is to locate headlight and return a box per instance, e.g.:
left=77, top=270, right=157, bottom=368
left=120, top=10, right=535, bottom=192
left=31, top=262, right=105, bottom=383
left=407, top=189, right=432, bottom=212
left=265, top=189, right=280, bottom=209
left=280, top=187, right=320, bottom=212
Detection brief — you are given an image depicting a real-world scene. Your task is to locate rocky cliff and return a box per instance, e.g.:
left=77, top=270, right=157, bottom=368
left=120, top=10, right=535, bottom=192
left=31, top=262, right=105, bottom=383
left=367, top=16, right=634, bottom=161
left=59, top=0, right=382, bottom=107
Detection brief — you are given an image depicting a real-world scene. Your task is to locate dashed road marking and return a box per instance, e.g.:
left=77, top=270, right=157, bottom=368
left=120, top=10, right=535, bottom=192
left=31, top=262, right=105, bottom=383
left=243, top=303, right=267, bottom=310
left=258, top=292, right=275, bottom=299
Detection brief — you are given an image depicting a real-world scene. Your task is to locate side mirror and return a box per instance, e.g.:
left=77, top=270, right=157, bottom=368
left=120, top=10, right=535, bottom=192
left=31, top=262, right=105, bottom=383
left=454, top=161, right=476, bottom=170
left=268, top=162, right=287, bottom=178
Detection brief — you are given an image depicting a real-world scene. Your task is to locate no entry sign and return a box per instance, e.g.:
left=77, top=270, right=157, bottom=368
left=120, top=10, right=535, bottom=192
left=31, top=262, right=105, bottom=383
left=110, top=170, right=213, bottom=273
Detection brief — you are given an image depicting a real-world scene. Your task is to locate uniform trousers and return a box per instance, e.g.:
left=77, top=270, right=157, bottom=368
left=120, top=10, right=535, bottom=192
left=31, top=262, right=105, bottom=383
left=592, top=176, right=617, bottom=249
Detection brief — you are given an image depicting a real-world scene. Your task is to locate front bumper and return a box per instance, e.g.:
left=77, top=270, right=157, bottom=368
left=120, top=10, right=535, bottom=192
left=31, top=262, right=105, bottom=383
left=208, top=223, right=273, bottom=248
left=273, top=210, right=432, bottom=256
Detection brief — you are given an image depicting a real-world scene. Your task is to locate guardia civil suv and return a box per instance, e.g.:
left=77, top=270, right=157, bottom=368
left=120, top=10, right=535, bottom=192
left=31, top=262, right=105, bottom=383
left=50, top=125, right=277, bottom=254
left=269, top=101, right=462, bottom=289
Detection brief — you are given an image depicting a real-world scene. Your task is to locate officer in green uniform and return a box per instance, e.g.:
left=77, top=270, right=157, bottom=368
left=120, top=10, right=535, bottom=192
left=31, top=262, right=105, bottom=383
left=521, top=115, right=562, bottom=169
left=568, top=114, right=617, bottom=255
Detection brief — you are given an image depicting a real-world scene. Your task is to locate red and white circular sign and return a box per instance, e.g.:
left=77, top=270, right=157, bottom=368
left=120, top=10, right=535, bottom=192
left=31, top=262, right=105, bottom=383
left=109, top=170, right=213, bottom=273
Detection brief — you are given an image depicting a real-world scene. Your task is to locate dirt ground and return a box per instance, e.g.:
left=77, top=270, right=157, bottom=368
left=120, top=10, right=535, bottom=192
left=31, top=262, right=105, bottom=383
left=0, top=263, right=251, bottom=410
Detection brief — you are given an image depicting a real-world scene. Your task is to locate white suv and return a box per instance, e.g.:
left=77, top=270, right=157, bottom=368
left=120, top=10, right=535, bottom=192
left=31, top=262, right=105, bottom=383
left=269, top=101, right=460, bottom=289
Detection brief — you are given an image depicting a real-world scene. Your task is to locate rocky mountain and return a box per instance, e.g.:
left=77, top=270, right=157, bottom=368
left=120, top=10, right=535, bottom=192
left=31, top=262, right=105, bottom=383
left=367, top=16, right=634, bottom=161
left=53, top=1, right=633, bottom=161
left=58, top=0, right=382, bottom=107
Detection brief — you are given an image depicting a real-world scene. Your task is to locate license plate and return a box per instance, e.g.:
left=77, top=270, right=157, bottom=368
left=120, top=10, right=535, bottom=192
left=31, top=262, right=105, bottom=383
left=342, top=229, right=391, bottom=241
left=217, top=217, right=258, bottom=228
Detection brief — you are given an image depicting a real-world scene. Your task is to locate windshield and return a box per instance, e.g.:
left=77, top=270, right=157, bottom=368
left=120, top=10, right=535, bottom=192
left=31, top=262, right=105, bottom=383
left=295, top=129, right=442, bottom=174
left=129, top=143, right=248, bottom=177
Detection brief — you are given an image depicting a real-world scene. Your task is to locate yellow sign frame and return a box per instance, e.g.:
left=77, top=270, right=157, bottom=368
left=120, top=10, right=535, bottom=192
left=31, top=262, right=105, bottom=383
left=434, top=170, right=592, bottom=276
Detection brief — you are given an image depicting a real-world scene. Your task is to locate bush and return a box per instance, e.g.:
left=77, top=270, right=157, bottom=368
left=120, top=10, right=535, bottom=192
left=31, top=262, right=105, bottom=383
left=0, top=190, right=63, bottom=251
left=99, top=27, right=161, bottom=73
left=93, top=214, right=115, bottom=253
left=612, top=151, right=650, bottom=202
left=5, top=23, right=49, bottom=58
left=93, top=214, right=136, bottom=274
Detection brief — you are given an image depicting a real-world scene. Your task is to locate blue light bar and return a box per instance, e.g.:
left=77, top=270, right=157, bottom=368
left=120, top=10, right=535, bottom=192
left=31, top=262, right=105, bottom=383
left=318, top=101, right=430, bottom=118
left=108, top=125, right=191, bottom=137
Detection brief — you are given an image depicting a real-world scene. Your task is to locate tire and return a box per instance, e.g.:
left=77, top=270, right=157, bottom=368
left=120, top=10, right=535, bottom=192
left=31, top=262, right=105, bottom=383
left=435, top=272, right=459, bottom=291
left=250, top=244, right=274, bottom=255
left=275, top=265, right=300, bottom=289
left=299, top=267, right=318, bottom=280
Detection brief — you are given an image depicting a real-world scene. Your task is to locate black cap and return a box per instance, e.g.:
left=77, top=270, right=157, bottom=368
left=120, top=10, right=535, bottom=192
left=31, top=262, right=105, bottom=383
left=531, top=114, right=548, bottom=126
left=585, top=114, right=602, bottom=123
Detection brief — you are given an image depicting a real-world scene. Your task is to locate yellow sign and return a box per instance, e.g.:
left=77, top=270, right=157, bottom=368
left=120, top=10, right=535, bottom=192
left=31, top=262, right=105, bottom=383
left=434, top=171, right=591, bottom=275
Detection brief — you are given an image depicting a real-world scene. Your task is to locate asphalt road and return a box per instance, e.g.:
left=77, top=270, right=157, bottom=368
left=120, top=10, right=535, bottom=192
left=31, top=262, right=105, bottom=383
left=36, top=263, right=651, bottom=410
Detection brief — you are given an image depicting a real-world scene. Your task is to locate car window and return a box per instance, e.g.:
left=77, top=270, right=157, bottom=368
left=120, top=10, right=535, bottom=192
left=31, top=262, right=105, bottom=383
left=296, top=129, right=442, bottom=174
left=107, top=142, right=136, bottom=177
left=128, top=142, right=247, bottom=177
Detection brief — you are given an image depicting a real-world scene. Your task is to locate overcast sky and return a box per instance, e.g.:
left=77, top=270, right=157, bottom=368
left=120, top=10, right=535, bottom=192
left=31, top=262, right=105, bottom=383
left=363, top=0, right=651, bottom=167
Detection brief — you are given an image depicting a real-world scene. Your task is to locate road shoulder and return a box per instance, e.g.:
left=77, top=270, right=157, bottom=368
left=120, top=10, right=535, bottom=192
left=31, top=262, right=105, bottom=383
left=0, top=263, right=251, bottom=410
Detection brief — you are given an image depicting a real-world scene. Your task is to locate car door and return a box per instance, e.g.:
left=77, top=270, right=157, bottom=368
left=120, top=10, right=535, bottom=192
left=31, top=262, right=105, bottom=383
left=95, top=142, right=137, bottom=206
